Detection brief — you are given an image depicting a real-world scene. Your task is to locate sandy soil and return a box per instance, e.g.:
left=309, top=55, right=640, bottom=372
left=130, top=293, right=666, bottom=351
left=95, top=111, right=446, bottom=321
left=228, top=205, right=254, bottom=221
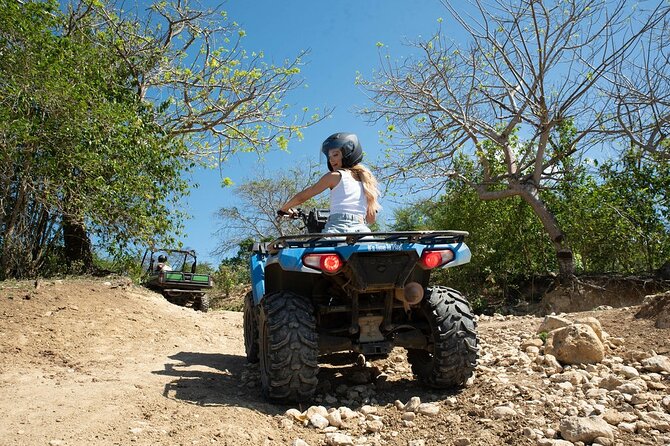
left=0, top=278, right=668, bottom=446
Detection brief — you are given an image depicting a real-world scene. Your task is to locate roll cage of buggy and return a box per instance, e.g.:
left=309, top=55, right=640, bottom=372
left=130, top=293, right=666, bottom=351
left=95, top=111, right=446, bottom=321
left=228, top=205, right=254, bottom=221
left=141, top=248, right=213, bottom=312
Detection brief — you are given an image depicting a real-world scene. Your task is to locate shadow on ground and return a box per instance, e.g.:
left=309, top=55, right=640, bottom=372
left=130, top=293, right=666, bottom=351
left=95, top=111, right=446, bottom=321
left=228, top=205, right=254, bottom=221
left=154, top=351, right=281, bottom=413
left=154, top=350, right=460, bottom=414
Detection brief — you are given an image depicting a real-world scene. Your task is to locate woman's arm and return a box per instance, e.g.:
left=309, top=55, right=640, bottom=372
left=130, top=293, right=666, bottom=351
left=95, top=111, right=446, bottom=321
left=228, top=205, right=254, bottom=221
left=279, top=172, right=340, bottom=213
left=366, top=208, right=376, bottom=225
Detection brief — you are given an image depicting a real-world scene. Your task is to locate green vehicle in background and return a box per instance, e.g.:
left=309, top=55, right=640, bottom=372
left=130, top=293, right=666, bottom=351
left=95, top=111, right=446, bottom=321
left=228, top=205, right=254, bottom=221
left=141, top=248, right=213, bottom=312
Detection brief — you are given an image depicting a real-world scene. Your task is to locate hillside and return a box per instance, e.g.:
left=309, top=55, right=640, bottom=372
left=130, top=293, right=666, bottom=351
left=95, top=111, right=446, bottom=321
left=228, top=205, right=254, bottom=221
left=0, top=278, right=668, bottom=446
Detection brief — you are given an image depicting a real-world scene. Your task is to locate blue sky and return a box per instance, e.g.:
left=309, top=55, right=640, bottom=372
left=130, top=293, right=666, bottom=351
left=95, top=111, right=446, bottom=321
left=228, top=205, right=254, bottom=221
left=181, top=0, right=455, bottom=264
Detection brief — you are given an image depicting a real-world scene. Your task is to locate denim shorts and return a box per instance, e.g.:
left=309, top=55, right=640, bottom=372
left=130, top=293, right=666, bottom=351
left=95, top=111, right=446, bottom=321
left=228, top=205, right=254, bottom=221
left=323, top=212, right=370, bottom=233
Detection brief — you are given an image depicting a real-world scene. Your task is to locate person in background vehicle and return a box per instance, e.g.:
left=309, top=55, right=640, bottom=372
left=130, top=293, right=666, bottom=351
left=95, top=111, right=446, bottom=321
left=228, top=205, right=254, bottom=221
left=155, top=255, right=172, bottom=272
left=278, top=132, right=381, bottom=233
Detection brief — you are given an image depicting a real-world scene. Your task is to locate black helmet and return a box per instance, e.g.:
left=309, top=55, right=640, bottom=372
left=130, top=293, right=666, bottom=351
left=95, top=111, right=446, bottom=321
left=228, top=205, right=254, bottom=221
left=321, top=132, right=363, bottom=171
left=157, top=255, right=167, bottom=263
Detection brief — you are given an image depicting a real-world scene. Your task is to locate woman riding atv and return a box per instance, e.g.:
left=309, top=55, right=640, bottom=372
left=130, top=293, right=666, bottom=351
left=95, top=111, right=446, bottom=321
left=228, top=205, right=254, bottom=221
left=278, top=132, right=381, bottom=233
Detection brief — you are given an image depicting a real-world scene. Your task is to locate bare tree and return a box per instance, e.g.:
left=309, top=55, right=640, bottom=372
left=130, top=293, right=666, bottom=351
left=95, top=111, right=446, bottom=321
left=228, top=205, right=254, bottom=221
left=67, top=0, right=329, bottom=163
left=360, top=0, right=669, bottom=278
left=609, top=12, right=670, bottom=159
left=214, top=164, right=327, bottom=256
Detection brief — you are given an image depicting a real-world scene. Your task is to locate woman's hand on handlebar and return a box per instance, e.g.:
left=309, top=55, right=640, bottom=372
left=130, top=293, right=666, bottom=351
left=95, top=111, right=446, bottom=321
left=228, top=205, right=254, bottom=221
left=276, top=208, right=299, bottom=220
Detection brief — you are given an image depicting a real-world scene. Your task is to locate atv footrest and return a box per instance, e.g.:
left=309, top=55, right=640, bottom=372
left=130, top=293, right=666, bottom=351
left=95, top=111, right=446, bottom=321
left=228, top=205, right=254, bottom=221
left=354, top=341, right=392, bottom=356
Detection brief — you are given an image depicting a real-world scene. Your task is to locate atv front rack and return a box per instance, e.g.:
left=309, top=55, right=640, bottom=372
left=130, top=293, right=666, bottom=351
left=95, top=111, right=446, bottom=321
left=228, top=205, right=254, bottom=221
left=255, top=231, right=469, bottom=254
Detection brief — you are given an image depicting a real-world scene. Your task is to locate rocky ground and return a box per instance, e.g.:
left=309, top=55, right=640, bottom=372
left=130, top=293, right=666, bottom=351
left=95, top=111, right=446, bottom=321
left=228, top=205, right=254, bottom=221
left=0, top=278, right=669, bottom=446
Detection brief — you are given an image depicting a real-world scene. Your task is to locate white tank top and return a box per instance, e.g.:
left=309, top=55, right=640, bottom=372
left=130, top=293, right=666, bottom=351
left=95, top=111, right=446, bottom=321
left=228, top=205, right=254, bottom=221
left=330, top=170, right=367, bottom=215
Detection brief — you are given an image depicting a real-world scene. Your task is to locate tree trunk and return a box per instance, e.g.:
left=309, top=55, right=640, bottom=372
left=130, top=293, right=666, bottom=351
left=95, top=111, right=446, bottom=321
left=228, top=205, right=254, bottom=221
left=63, top=214, right=93, bottom=272
left=517, top=184, right=575, bottom=280
left=1, top=180, right=28, bottom=279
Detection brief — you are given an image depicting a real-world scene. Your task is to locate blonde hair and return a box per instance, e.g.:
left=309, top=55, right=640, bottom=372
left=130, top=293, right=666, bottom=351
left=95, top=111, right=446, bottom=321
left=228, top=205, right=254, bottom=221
left=347, top=164, right=381, bottom=214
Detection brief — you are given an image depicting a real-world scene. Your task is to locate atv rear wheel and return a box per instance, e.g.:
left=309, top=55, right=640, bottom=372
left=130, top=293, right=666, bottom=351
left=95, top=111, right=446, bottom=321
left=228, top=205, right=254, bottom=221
left=194, top=294, right=210, bottom=312
left=243, top=291, right=259, bottom=363
left=258, top=291, right=319, bottom=402
left=407, top=286, right=478, bottom=388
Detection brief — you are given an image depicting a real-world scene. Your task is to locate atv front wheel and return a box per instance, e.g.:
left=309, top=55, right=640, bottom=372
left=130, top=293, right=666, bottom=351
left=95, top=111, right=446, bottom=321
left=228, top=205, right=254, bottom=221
left=258, top=291, right=319, bottom=402
left=407, top=286, right=478, bottom=388
left=243, top=291, right=259, bottom=363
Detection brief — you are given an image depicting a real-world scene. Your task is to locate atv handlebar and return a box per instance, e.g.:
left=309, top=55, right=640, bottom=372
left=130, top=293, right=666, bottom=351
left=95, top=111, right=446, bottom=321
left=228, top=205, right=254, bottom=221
left=277, top=208, right=308, bottom=221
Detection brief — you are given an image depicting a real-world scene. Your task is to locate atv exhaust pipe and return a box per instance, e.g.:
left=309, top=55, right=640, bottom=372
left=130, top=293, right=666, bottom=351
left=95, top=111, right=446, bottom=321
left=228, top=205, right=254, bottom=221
left=395, top=282, right=424, bottom=310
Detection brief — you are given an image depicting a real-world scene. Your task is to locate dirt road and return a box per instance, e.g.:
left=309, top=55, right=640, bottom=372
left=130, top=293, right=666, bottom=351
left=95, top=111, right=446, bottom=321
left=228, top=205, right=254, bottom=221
left=0, top=278, right=668, bottom=446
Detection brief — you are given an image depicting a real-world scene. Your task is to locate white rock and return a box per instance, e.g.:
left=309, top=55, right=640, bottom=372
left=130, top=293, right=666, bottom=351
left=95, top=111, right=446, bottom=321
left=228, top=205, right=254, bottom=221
left=292, top=439, right=309, bottom=446
left=641, top=355, right=670, bottom=373
left=365, top=419, right=384, bottom=433
left=280, top=418, right=294, bottom=429
left=522, top=427, right=536, bottom=439
left=359, top=405, right=377, bottom=415
left=537, top=315, right=572, bottom=333
left=402, top=412, right=416, bottom=421
left=309, top=414, right=330, bottom=430
left=616, top=382, right=643, bottom=395
left=417, top=403, right=440, bottom=416
left=543, top=354, right=564, bottom=374
left=618, top=422, right=636, bottom=433
left=405, top=396, right=421, bottom=412
left=325, top=432, right=354, bottom=446
left=492, top=406, right=517, bottom=419
left=339, top=407, right=358, bottom=420
left=408, top=440, right=426, bottom=446
left=556, top=381, right=574, bottom=392
left=559, top=416, right=614, bottom=442
left=545, top=324, right=605, bottom=365
left=641, top=411, right=670, bottom=432
left=526, top=346, right=540, bottom=355
left=552, top=371, right=585, bottom=385
left=593, top=435, right=614, bottom=446
left=537, top=440, right=573, bottom=446
left=306, top=405, right=328, bottom=418
left=573, top=317, right=604, bottom=341
left=285, top=408, right=303, bottom=420
left=612, top=364, right=639, bottom=378
left=327, top=410, right=342, bottom=428
left=598, top=374, right=624, bottom=391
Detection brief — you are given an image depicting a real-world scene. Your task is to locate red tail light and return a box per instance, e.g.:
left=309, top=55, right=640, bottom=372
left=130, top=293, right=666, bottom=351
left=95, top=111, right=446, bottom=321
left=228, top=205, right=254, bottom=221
left=419, top=249, right=454, bottom=269
left=303, top=253, right=343, bottom=273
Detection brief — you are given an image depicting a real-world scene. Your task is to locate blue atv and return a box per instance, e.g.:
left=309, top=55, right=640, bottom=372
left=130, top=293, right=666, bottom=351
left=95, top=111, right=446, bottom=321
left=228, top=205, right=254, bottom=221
left=244, top=209, right=478, bottom=403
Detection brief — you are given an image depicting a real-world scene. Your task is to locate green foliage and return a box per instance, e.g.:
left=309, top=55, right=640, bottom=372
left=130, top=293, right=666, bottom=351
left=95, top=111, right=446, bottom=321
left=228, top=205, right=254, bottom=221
left=543, top=145, right=669, bottom=274
left=394, top=185, right=555, bottom=306
left=1, top=0, right=316, bottom=280
left=194, top=261, right=216, bottom=275
left=0, top=1, right=189, bottom=278
left=209, top=240, right=253, bottom=310
left=393, top=150, right=670, bottom=312
left=213, top=259, right=250, bottom=297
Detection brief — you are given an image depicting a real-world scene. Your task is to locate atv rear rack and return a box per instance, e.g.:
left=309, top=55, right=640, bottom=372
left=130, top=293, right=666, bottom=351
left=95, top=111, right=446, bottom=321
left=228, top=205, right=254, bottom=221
left=256, top=231, right=469, bottom=254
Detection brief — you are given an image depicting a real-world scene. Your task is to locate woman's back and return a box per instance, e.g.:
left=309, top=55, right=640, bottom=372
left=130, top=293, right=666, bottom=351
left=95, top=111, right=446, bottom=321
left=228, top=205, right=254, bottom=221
left=330, top=170, right=367, bottom=216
